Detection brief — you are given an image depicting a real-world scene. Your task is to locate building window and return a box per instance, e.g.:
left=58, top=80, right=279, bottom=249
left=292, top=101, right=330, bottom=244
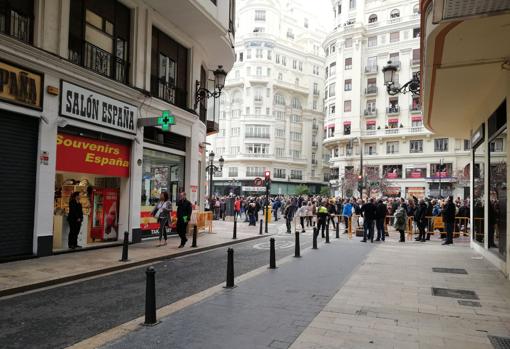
left=246, top=167, right=265, bottom=177
left=390, top=31, right=400, bottom=43
left=344, top=79, right=352, bottom=91
left=329, top=104, right=336, bottom=115
left=345, top=58, right=352, bottom=70
left=231, top=127, right=240, bottom=136
left=275, top=129, right=285, bottom=138
left=239, top=52, right=243, bottom=62
left=274, top=111, right=285, bottom=120
left=344, top=124, right=351, bottom=135
left=290, top=132, right=302, bottom=141
left=291, top=114, right=302, bottom=122
left=386, top=141, right=399, bottom=154
left=464, top=139, right=471, bottom=151
left=230, top=146, right=240, bottom=155
left=344, top=100, right=351, bottom=112
left=274, top=94, right=285, bottom=105
left=291, top=97, right=301, bottom=109
left=254, top=10, right=266, bottom=21
left=291, top=150, right=302, bottom=159
left=368, top=36, right=377, bottom=47
left=344, top=38, right=352, bottom=48
left=409, top=140, right=423, bottom=153
left=304, top=18, right=308, bottom=28
left=434, top=138, right=449, bottom=152
left=151, top=27, right=187, bottom=108
left=69, top=1, right=130, bottom=84
left=313, top=99, right=318, bottom=110
left=299, top=61, right=303, bottom=71
left=349, top=0, right=356, bottom=9
left=287, top=29, right=294, bottom=39
left=246, top=144, right=269, bottom=154
left=413, top=5, right=419, bottom=15
left=365, top=143, right=376, bottom=155
left=368, top=14, right=377, bottom=23
left=329, top=62, right=336, bottom=76
left=412, top=48, right=420, bottom=64
left=256, top=49, right=263, bottom=58
left=329, top=83, right=336, bottom=97
left=245, top=125, right=270, bottom=138
left=290, top=170, right=303, bottom=180
left=228, top=167, right=238, bottom=177
left=274, top=168, right=286, bottom=178
left=390, top=9, right=400, bottom=19
left=413, top=28, right=420, bottom=38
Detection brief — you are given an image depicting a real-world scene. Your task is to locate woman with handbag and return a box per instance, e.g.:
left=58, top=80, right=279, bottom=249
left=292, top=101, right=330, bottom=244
left=152, top=191, right=172, bottom=246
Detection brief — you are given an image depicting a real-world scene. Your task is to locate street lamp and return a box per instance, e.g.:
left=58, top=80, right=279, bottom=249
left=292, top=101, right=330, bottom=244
left=194, top=66, right=228, bottom=110
left=382, top=61, right=420, bottom=96
left=205, top=151, right=224, bottom=200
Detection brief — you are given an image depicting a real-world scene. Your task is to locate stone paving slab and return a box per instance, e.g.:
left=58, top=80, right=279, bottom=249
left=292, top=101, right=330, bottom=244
left=101, top=239, right=374, bottom=349
left=0, top=220, right=271, bottom=296
left=289, top=240, right=510, bottom=349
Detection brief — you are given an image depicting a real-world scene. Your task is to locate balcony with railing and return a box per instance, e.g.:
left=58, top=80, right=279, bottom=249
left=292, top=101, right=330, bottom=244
left=364, top=65, right=378, bottom=74
left=311, top=159, right=318, bottom=165
left=0, top=7, right=32, bottom=44
left=69, top=39, right=129, bottom=85
left=312, top=141, right=318, bottom=148
left=410, top=104, right=421, bottom=114
left=365, top=86, right=378, bottom=96
left=244, top=133, right=270, bottom=139
left=150, top=75, right=187, bottom=110
left=361, top=126, right=428, bottom=137
left=364, top=109, right=377, bottom=117
left=386, top=106, right=400, bottom=115
left=254, top=96, right=263, bottom=103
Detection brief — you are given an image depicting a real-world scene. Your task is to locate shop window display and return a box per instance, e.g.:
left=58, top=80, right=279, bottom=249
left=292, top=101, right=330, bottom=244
left=473, top=144, right=485, bottom=245
left=140, top=149, right=185, bottom=237
left=488, top=128, right=507, bottom=258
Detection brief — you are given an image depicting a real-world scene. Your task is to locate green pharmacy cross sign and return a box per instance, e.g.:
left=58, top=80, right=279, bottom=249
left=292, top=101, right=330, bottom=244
left=157, top=110, right=175, bottom=131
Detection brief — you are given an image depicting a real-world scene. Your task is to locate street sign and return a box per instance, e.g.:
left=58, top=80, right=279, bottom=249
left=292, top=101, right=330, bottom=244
left=254, top=177, right=263, bottom=186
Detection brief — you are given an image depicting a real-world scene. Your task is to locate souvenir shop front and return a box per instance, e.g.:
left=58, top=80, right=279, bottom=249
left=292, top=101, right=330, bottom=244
left=52, top=81, right=136, bottom=252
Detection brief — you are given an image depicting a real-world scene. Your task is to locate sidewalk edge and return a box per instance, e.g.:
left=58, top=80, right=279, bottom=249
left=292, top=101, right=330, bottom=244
left=0, top=235, right=268, bottom=298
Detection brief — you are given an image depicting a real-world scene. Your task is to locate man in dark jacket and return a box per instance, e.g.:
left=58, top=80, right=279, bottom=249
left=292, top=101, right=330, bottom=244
left=284, top=199, right=297, bottom=234
left=414, top=199, right=428, bottom=242
left=442, top=196, right=456, bottom=245
left=176, top=192, right=192, bottom=248
left=375, top=199, right=387, bottom=241
left=361, top=198, right=377, bottom=243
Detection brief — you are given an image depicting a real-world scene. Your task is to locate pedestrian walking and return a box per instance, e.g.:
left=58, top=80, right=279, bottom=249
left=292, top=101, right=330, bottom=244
left=316, top=200, right=329, bottom=238
left=152, top=191, right=172, bottom=246
left=176, top=192, right=192, bottom=248
left=414, top=199, right=428, bottom=242
left=284, top=199, right=297, bottom=234
left=272, top=198, right=281, bottom=221
left=375, top=199, right=386, bottom=241
left=67, top=192, right=83, bottom=249
left=394, top=203, right=408, bottom=242
left=361, top=198, right=376, bottom=243
left=328, top=199, right=337, bottom=230
left=442, top=196, right=456, bottom=245
left=342, top=199, right=353, bottom=234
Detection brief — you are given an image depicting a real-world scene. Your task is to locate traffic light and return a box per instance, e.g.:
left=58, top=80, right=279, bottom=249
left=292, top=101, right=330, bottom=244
left=358, top=175, right=363, bottom=193
left=264, top=171, right=271, bottom=188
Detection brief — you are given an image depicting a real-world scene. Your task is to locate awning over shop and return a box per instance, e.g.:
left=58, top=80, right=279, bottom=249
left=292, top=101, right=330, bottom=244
left=343, top=121, right=351, bottom=125
left=388, top=118, right=399, bottom=123
left=366, top=120, right=376, bottom=125
left=411, top=115, right=422, bottom=121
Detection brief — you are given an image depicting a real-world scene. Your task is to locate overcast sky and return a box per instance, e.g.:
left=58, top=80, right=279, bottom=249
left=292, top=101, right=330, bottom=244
left=304, top=0, right=334, bottom=31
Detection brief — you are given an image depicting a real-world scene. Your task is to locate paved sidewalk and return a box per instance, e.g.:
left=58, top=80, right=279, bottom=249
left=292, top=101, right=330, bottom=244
left=101, top=238, right=374, bottom=349
left=290, top=240, right=510, bottom=349
left=0, top=219, right=273, bottom=297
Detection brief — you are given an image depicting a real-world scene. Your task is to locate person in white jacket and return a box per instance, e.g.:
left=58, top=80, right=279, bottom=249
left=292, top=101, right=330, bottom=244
left=296, top=201, right=309, bottom=233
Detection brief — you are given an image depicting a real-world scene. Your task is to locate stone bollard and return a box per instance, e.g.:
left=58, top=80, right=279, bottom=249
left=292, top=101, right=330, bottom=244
left=326, top=223, right=330, bottom=243
left=233, top=217, right=237, bottom=240
left=120, top=231, right=129, bottom=262
left=294, top=231, right=301, bottom=258
left=313, top=227, right=318, bottom=250
left=225, top=248, right=235, bottom=288
left=336, top=219, right=340, bottom=239
left=259, top=219, right=263, bottom=235
left=144, top=266, right=157, bottom=326
left=269, top=238, right=276, bottom=269
left=191, top=225, right=198, bottom=247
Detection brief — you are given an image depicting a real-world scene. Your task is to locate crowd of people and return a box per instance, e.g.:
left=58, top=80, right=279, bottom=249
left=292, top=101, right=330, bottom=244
left=205, top=194, right=471, bottom=245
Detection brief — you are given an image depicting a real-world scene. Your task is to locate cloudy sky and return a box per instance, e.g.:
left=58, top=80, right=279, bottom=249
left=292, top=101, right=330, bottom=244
left=304, top=0, right=334, bottom=31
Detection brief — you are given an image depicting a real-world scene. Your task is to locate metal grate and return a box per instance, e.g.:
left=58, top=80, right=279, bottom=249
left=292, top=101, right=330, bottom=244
left=431, top=287, right=479, bottom=300
left=432, top=267, right=468, bottom=274
left=489, top=335, right=510, bottom=349
left=443, top=0, right=510, bottom=20
left=458, top=300, right=481, bottom=307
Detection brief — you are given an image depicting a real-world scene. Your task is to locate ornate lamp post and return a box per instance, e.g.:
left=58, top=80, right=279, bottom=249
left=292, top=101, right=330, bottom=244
left=194, top=66, right=228, bottom=109
left=382, top=61, right=420, bottom=96
left=205, top=151, right=224, bottom=200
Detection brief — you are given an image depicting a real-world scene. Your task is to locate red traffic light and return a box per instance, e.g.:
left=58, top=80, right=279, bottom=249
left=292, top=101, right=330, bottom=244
left=264, top=171, right=271, bottom=179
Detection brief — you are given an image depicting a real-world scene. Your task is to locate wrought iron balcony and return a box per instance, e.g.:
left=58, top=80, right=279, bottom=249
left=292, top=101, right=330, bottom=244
left=0, top=8, right=32, bottom=44
left=364, top=109, right=377, bottom=117
left=364, top=65, right=378, bottom=74
left=150, top=75, right=188, bottom=110
left=365, top=86, right=378, bottom=95
left=410, top=104, right=421, bottom=113
left=69, top=39, right=129, bottom=84
left=386, top=106, right=400, bottom=115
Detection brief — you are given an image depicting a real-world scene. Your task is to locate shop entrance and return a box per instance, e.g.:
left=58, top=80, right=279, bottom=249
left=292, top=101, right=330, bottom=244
left=0, top=111, right=39, bottom=260
left=53, top=130, right=130, bottom=252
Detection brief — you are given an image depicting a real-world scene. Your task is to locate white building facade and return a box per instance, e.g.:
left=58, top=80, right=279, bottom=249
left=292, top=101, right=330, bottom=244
left=0, top=0, right=234, bottom=261
left=209, top=0, right=328, bottom=196
left=323, top=0, right=471, bottom=199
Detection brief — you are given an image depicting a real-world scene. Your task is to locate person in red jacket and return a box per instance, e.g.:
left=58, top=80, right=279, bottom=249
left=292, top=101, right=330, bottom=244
left=234, top=197, right=241, bottom=219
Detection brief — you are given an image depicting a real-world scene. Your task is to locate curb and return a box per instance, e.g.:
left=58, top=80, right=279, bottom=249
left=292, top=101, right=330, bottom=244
left=0, top=234, right=269, bottom=298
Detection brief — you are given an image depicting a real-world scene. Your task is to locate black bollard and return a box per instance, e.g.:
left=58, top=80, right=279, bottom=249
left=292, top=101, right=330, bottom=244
left=191, top=225, right=198, bottom=247
left=312, top=227, right=318, bottom=249
left=259, top=219, right=263, bottom=235
left=294, top=231, right=301, bottom=258
left=336, top=219, right=340, bottom=239
left=326, top=223, right=330, bottom=243
left=120, top=231, right=129, bottom=262
left=225, top=248, right=235, bottom=288
left=269, top=238, right=276, bottom=269
left=144, top=266, right=157, bottom=325
left=233, top=217, right=237, bottom=240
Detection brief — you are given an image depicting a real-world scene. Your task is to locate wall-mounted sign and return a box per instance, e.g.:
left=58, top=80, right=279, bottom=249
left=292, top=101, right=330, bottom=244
left=0, top=60, right=43, bottom=110
left=39, top=151, right=49, bottom=165
left=56, top=133, right=130, bottom=177
left=59, top=80, right=137, bottom=134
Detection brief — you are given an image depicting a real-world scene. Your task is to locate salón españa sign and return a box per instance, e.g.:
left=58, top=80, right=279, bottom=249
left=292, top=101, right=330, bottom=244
left=60, top=80, right=137, bottom=134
